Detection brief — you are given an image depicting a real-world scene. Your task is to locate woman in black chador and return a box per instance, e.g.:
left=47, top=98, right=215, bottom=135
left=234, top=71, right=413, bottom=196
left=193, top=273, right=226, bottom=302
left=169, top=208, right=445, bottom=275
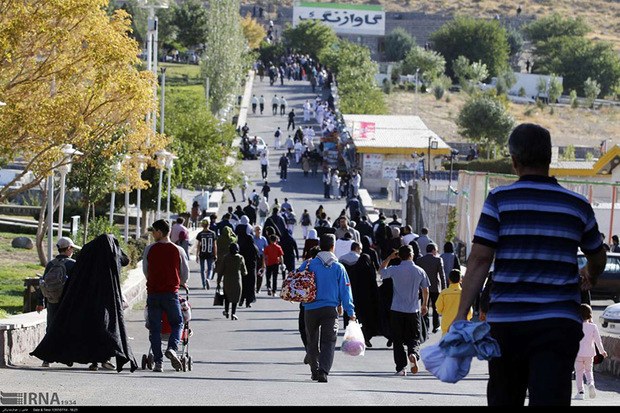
left=31, top=234, right=137, bottom=372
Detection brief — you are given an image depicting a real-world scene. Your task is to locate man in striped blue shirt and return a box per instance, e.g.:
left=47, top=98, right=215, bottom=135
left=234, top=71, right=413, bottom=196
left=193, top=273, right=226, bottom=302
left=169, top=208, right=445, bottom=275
left=455, top=123, right=606, bottom=406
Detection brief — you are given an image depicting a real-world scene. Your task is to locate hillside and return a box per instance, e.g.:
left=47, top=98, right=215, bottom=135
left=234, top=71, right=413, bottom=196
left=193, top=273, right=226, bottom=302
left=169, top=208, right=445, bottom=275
left=385, top=89, right=619, bottom=149
left=244, top=0, right=620, bottom=48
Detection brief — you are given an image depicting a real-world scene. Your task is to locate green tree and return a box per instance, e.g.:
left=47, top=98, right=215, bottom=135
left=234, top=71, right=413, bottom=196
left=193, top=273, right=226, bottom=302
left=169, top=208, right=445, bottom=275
left=384, top=27, right=416, bottom=62
left=431, top=75, right=451, bottom=100
left=457, top=94, right=515, bottom=158
left=66, top=140, right=124, bottom=245
left=522, top=13, right=591, bottom=44
left=320, top=39, right=387, bottom=115
left=547, top=74, right=563, bottom=104
left=506, top=26, right=524, bottom=66
left=165, top=90, right=239, bottom=189
left=282, top=20, right=337, bottom=61
left=584, top=77, right=601, bottom=108
left=401, top=46, right=446, bottom=83
left=201, top=0, right=248, bottom=115
left=430, top=16, right=509, bottom=78
left=494, top=69, right=517, bottom=96
left=174, top=0, right=209, bottom=50
left=531, top=35, right=620, bottom=97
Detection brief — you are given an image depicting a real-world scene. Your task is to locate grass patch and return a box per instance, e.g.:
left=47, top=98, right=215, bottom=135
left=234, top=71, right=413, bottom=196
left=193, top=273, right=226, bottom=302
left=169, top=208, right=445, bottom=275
left=0, top=231, right=45, bottom=318
left=386, top=90, right=620, bottom=148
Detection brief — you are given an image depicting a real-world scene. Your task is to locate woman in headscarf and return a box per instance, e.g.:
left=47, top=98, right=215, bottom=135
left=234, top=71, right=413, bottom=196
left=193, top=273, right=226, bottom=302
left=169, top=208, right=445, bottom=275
left=361, top=235, right=380, bottom=272
left=302, top=228, right=319, bottom=260
left=440, top=241, right=460, bottom=286
left=235, top=215, right=253, bottom=238
left=217, top=243, right=246, bottom=320
left=408, top=239, right=423, bottom=264
left=238, top=230, right=258, bottom=308
left=279, top=230, right=299, bottom=275
left=216, top=226, right=237, bottom=277
left=31, top=234, right=137, bottom=372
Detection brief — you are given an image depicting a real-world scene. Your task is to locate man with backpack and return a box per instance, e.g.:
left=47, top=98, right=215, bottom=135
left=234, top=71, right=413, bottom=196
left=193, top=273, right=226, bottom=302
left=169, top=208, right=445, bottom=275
left=36, top=237, right=79, bottom=368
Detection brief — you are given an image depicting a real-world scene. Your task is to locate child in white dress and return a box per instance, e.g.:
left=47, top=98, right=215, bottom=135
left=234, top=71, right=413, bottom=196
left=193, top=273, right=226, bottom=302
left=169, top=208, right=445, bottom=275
left=574, top=304, right=607, bottom=400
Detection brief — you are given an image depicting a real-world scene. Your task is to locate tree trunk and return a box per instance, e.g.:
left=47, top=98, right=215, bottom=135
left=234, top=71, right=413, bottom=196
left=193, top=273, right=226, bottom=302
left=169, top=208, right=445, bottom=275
left=36, top=186, right=49, bottom=267
left=83, top=201, right=91, bottom=246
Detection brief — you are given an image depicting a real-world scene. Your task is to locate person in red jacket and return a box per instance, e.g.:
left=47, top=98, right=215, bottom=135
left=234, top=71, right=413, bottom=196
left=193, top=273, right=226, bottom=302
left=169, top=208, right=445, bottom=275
left=263, top=235, right=284, bottom=296
left=143, top=219, right=190, bottom=372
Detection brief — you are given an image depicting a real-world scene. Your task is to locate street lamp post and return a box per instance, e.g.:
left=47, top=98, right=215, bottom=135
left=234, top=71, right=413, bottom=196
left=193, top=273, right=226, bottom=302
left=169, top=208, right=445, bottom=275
left=109, top=161, right=122, bottom=226
left=56, top=144, right=82, bottom=240
left=414, top=68, right=420, bottom=116
left=160, top=67, right=166, bottom=134
left=46, top=172, right=55, bottom=262
left=135, top=157, right=146, bottom=239
left=427, top=137, right=437, bottom=185
left=122, top=156, right=131, bottom=243
left=443, top=148, right=459, bottom=239
left=165, top=153, right=178, bottom=222
left=155, top=150, right=170, bottom=220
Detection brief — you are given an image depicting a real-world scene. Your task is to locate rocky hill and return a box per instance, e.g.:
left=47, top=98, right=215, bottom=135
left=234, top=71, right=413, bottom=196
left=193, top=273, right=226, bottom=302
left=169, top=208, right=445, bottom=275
left=242, top=0, right=620, bottom=49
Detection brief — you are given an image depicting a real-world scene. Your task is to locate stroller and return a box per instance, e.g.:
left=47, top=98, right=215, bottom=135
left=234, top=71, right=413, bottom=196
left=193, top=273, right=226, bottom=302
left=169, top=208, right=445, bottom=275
left=142, top=286, right=193, bottom=372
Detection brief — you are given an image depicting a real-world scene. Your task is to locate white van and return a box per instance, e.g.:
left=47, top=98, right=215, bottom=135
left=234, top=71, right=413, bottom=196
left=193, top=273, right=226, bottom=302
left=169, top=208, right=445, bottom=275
left=205, top=190, right=223, bottom=216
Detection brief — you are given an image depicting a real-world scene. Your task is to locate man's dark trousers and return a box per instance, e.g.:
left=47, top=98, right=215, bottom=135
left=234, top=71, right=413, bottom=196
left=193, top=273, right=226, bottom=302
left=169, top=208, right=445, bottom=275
left=280, top=167, right=287, bottom=180
left=305, top=306, right=339, bottom=377
left=487, top=318, right=582, bottom=406
left=266, top=264, right=279, bottom=294
left=390, top=310, right=421, bottom=372
left=429, top=292, right=440, bottom=331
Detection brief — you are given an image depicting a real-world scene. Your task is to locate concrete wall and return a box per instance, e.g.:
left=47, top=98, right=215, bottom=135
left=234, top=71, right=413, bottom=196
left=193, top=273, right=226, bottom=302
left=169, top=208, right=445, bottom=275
left=0, top=263, right=147, bottom=367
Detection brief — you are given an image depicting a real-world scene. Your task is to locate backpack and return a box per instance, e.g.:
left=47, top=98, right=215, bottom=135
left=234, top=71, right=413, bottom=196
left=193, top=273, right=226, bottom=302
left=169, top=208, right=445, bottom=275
left=40, top=258, right=68, bottom=304
left=301, top=213, right=311, bottom=226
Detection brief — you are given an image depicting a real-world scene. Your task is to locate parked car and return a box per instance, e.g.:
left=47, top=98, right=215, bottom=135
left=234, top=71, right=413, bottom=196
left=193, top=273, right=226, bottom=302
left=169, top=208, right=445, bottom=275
left=246, top=136, right=267, bottom=159
left=577, top=252, right=620, bottom=302
left=600, top=302, right=620, bottom=335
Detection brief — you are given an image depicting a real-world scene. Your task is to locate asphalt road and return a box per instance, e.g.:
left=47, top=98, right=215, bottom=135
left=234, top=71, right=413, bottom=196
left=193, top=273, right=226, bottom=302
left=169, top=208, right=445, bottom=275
left=3, top=74, right=620, bottom=407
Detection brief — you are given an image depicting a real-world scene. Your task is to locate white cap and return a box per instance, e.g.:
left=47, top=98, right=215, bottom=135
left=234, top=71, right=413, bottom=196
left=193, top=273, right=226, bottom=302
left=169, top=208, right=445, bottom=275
left=57, top=237, right=81, bottom=250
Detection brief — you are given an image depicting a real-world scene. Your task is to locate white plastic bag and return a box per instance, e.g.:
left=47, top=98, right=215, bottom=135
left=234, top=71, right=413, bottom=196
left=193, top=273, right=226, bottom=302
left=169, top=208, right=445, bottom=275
left=341, top=321, right=366, bottom=357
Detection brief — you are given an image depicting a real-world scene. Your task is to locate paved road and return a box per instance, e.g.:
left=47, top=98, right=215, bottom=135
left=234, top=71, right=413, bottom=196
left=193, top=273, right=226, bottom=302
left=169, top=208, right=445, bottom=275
left=3, top=76, right=620, bottom=407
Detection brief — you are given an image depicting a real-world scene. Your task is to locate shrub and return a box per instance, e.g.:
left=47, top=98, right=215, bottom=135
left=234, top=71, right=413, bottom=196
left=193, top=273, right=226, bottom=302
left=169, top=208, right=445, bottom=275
left=447, top=158, right=514, bottom=174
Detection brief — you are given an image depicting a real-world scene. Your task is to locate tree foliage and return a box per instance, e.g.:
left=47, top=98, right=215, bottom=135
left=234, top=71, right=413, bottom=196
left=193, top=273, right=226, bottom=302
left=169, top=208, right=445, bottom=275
left=401, top=46, right=446, bottom=83
left=165, top=89, right=239, bottom=189
left=0, top=0, right=168, bottom=203
left=320, top=39, right=387, bottom=115
left=457, top=94, right=515, bottom=157
left=522, top=13, right=591, bottom=44
left=200, top=0, right=248, bottom=115
left=430, top=16, right=509, bottom=79
left=384, top=27, right=415, bottom=62
left=173, top=0, right=209, bottom=50
left=240, top=13, right=267, bottom=50
left=530, top=35, right=620, bottom=97
left=584, top=77, right=601, bottom=108
left=282, top=20, right=337, bottom=61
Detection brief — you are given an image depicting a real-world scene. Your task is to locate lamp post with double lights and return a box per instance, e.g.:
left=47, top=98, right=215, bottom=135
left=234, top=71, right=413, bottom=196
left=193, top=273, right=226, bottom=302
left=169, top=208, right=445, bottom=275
left=56, top=144, right=83, bottom=240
